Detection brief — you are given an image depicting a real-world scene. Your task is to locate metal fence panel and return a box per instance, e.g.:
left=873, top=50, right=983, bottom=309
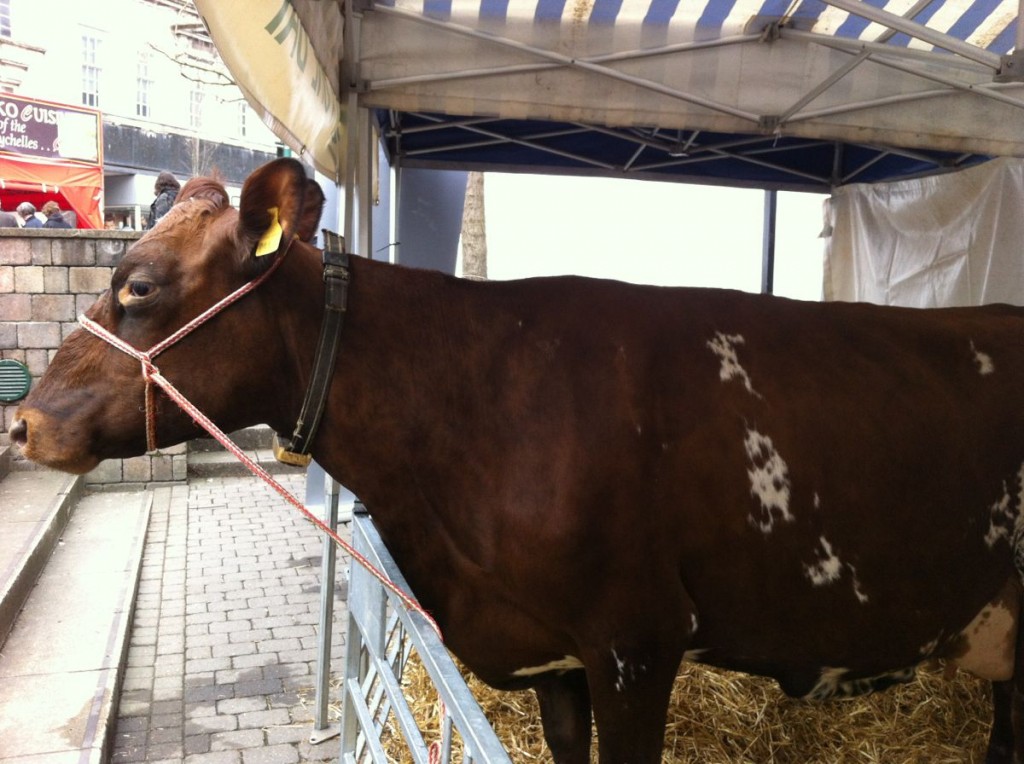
left=340, top=506, right=513, bottom=764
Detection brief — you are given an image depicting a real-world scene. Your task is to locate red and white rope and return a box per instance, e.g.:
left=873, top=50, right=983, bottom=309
left=77, top=256, right=441, bottom=638
left=146, top=365, right=438, bottom=633
left=80, top=255, right=287, bottom=451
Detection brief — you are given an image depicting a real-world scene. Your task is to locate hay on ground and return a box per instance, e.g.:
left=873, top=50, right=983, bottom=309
left=375, top=655, right=992, bottom=763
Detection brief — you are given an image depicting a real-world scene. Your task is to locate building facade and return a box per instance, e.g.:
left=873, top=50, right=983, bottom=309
left=0, top=0, right=279, bottom=228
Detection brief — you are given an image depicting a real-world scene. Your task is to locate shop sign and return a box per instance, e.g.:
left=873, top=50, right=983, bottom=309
left=0, top=95, right=101, bottom=165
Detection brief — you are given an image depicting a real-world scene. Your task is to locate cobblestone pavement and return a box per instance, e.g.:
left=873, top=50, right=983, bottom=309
left=111, top=474, right=349, bottom=764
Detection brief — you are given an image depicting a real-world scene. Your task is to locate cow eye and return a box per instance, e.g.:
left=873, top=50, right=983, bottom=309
left=128, top=281, right=153, bottom=298
left=119, top=278, right=158, bottom=309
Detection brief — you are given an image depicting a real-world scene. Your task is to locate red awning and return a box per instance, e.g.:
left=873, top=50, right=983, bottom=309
left=0, top=153, right=103, bottom=229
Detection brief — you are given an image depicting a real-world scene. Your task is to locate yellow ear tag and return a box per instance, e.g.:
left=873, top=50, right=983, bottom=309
left=255, top=207, right=283, bottom=257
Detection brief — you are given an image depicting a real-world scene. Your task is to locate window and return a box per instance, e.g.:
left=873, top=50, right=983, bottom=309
left=188, top=36, right=215, bottom=57
left=136, top=52, right=153, bottom=118
left=189, top=86, right=204, bottom=130
left=0, top=0, right=11, bottom=38
left=238, top=102, right=247, bottom=138
left=81, top=34, right=101, bottom=108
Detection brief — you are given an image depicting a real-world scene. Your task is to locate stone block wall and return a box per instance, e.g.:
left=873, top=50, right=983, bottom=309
left=0, top=228, right=187, bottom=487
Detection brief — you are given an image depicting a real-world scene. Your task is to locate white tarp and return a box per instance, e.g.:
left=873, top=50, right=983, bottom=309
left=195, top=0, right=344, bottom=181
left=824, top=157, right=1024, bottom=306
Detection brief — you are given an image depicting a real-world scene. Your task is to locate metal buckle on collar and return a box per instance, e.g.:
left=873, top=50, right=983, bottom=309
left=272, top=434, right=313, bottom=467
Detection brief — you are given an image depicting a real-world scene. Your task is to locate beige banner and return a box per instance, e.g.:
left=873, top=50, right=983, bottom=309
left=195, top=0, right=344, bottom=181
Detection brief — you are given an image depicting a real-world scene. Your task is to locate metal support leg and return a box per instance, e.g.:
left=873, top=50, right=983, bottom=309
left=310, top=468, right=341, bottom=744
left=761, top=189, right=778, bottom=295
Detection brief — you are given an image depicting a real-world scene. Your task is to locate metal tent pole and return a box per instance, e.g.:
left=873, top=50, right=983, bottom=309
left=1018, top=0, right=1023, bottom=51
left=311, top=2, right=364, bottom=740
left=817, top=0, right=1001, bottom=69
left=761, top=189, right=777, bottom=295
left=310, top=465, right=341, bottom=743
left=1003, top=0, right=1024, bottom=81
left=310, top=86, right=362, bottom=745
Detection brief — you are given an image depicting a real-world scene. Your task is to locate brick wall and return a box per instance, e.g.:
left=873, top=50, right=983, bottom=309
left=0, top=228, right=187, bottom=486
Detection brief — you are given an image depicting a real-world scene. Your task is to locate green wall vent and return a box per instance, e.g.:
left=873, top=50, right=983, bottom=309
left=0, top=359, right=31, bottom=403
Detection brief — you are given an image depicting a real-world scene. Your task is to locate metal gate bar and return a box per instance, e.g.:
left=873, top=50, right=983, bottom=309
left=340, top=503, right=513, bottom=764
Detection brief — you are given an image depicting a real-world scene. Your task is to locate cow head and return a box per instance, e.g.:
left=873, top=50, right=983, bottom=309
left=8, top=158, right=326, bottom=473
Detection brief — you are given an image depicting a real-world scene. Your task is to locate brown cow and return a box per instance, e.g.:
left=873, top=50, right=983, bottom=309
left=9, top=158, right=1024, bottom=763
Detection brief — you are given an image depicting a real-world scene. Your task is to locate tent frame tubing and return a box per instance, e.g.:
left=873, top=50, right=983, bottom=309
left=364, top=0, right=1021, bottom=188
left=312, top=4, right=511, bottom=757
left=363, top=0, right=1021, bottom=129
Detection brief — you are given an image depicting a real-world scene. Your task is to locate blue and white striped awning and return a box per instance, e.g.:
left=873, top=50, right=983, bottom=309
left=214, top=0, right=1024, bottom=189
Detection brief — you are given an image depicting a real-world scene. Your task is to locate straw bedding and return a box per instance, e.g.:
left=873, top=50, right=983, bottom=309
left=379, top=656, right=992, bottom=763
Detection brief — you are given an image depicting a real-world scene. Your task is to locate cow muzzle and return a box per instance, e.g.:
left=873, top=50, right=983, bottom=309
left=8, top=417, right=27, bottom=447
left=6, top=408, right=100, bottom=474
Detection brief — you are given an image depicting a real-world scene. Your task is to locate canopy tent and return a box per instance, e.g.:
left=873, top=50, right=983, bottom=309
left=0, top=153, right=103, bottom=229
left=192, top=2, right=1024, bottom=750
left=197, top=0, right=1022, bottom=191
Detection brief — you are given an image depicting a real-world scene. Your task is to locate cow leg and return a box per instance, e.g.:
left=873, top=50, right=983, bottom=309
left=987, top=680, right=1014, bottom=763
left=534, top=669, right=592, bottom=764
left=583, top=644, right=684, bottom=764
left=987, top=595, right=1024, bottom=764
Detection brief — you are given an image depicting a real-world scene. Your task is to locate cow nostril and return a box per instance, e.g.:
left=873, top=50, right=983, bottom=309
left=9, top=418, right=27, bottom=447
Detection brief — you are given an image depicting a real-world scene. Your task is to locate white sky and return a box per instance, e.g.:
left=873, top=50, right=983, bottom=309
left=479, top=173, right=828, bottom=302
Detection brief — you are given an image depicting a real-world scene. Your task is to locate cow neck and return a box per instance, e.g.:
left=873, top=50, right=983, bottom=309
left=271, top=246, right=351, bottom=467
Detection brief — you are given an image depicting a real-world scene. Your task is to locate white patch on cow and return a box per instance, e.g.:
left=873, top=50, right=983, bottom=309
left=985, top=487, right=1014, bottom=548
left=744, top=429, right=793, bottom=532
left=919, top=636, right=941, bottom=657
left=690, top=613, right=699, bottom=634
left=984, top=464, right=1024, bottom=551
left=707, top=332, right=760, bottom=397
left=608, top=649, right=649, bottom=693
left=813, top=493, right=821, bottom=510
left=1018, top=466, right=1024, bottom=520
left=949, top=599, right=1017, bottom=681
left=803, top=666, right=916, bottom=700
left=970, top=341, right=995, bottom=376
left=805, top=536, right=842, bottom=585
left=612, top=649, right=627, bottom=692
left=511, top=656, right=585, bottom=677
left=803, top=536, right=869, bottom=603
left=804, top=667, right=848, bottom=700
left=848, top=564, right=869, bottom=604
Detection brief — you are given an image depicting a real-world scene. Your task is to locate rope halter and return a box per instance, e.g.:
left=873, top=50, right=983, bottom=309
left=74, top=240, right=440, bottom=638
left=78, top=253, right=287, bottom=451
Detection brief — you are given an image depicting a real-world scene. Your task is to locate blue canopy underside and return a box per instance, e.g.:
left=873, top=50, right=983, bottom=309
left=378, top=112, right=992, bottom=191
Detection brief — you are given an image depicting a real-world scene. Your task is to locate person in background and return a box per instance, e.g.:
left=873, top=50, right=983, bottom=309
left=146, top=171, right=180, bottom=229
left=17, top=202, right=43, bottom=228
left=0, top=202, right=19, bottom=227
left=41, top=201, right=72, bottom=229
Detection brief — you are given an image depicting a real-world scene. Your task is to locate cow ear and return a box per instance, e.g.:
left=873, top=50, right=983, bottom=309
left=296, top=179, right=326, bottom=244
left=236, top=158, right=308, bottom=271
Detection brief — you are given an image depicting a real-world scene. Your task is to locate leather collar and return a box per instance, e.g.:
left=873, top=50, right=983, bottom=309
left=273, top=238, right=350, bottom=466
